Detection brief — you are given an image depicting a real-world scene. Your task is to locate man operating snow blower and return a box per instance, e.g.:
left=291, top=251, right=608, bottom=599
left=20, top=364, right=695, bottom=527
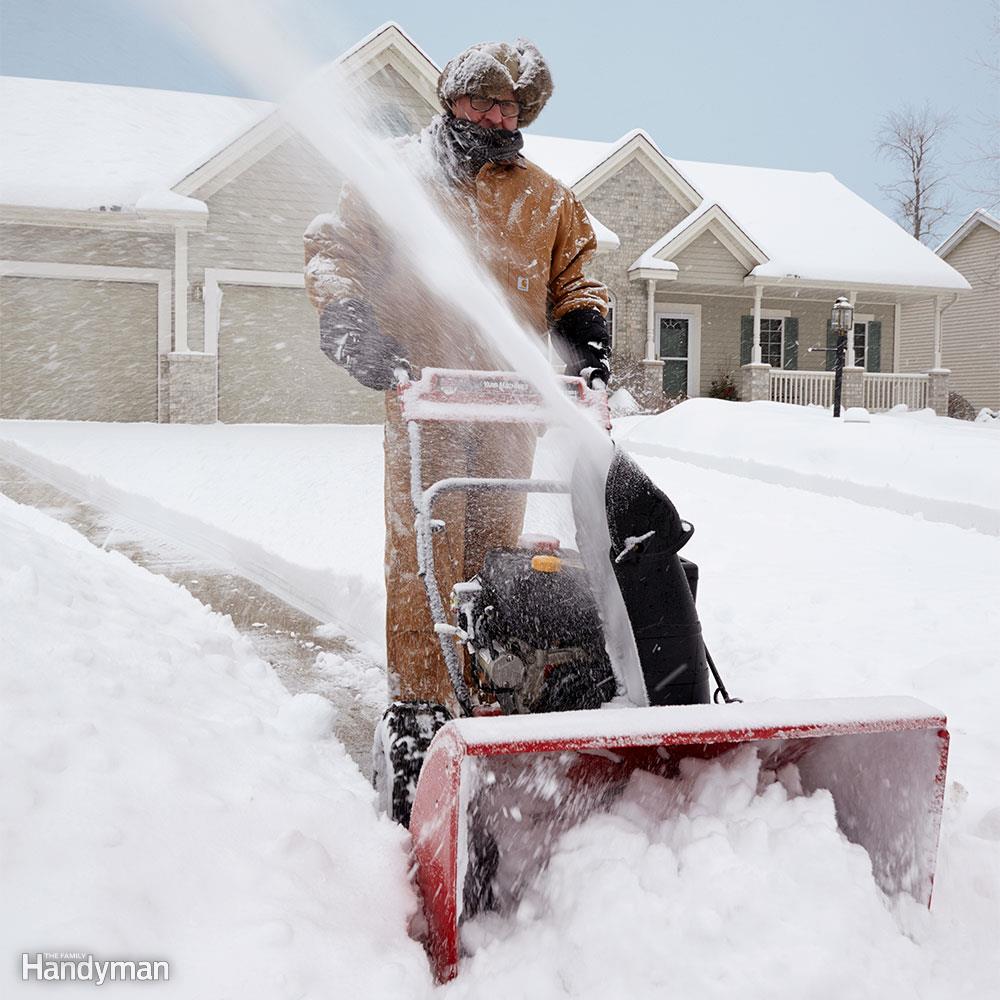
left=304, top=39, right=612, bottom=821
left=305, top=43, right=949, bottom=978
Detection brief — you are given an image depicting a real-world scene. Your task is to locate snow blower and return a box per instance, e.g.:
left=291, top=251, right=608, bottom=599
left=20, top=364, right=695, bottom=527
left=372, top=369, right=949, bottom=983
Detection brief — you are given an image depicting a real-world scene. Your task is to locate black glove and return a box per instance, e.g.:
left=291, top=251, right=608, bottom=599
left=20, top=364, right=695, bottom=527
left=320, top=298, right=410, bottom=391
left=551, top=308, right=611, bottom=387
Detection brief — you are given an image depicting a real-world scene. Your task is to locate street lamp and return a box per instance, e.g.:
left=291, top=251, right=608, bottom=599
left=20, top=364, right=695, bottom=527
left=831, top=296, right=854, bottom=418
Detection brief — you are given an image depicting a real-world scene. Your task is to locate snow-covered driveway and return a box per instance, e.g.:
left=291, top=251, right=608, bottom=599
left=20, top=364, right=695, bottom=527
left=1, top=401, right=997, bottom=997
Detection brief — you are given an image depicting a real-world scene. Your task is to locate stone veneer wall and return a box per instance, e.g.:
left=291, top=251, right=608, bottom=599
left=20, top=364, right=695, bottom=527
left=581, top=158, right=691, bottom=364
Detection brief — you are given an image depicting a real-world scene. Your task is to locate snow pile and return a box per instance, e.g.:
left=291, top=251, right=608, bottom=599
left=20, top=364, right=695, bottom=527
left=616, top=398, right=1000, bottom=533
left=0, top=494, right=429, bottom=998
left=451, top=747, right=932, bottom=1000
left=975, top=407, right=999, bottom=427
left=608, top=386, right=642, bottom=416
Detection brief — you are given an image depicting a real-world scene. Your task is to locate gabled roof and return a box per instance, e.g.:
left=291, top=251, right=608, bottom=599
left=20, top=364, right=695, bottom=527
left=0, top=21, right=441, bottom=216
left=524, top=130, right=701, bottom=211
left=632, top=202, right=767, bottom=275
left=936, top=208, right=1000, bottom=258
left=526, top=132, right=971, bottom=291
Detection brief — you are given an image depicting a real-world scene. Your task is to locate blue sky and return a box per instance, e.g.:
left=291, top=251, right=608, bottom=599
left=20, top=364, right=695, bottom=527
left=1, top=0, right=995, bottom=238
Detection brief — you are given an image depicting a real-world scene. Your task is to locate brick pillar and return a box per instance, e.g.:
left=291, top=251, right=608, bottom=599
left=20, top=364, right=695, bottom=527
left=928, top=368, right=950, bottom=417
left=167, top=352, right=217, bottom=423
left=740, top=363, right=770, bottom=402
left=640, top=359, right=665, bottom=410
left=841, top=366, right=865, bottom=410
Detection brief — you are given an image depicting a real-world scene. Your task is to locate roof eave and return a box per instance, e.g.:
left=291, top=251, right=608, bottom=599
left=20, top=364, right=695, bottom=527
left=0, top=203, right=207, bottom=231
left=744, top=274, right=972, bottom=296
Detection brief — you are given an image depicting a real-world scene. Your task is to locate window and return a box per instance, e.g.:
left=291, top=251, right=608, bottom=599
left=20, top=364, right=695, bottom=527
left=659, top=316, right=689, bottom=398
left=606, top=292, right=616, bottom=349
left=760, top=318, right=783, bottom=368
left=853, top=321, right=867, bottom=368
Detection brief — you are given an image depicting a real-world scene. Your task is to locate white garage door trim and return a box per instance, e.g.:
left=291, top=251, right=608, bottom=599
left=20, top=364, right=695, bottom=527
left=203, top=268, right=306, bottom=357
left=1, top=260, right=172, bottom=418
left=0, top=260, right=172, bottom=354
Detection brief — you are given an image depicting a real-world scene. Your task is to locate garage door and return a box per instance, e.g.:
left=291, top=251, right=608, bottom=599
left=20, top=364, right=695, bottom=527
left=217, top=284, right=383, bottom=423
left=0, top=276, right=158, bottom=421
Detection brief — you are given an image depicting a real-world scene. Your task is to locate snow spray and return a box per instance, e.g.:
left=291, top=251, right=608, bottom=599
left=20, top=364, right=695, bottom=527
left=149, top=0, right=644, bottom=700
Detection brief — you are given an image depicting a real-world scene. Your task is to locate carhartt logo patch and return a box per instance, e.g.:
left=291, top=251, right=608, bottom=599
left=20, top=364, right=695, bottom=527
left=516, top=275, right=530, bottom=292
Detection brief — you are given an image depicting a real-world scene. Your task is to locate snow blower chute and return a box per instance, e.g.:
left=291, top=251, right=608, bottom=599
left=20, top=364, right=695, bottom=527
left=375, top=369, right=949, bottom=983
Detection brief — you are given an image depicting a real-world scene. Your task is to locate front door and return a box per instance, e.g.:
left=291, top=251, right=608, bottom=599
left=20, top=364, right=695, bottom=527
left=659, top=316, right=689, bottom=397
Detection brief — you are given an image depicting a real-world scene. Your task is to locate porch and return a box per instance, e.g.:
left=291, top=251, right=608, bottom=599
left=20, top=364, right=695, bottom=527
left=623, top=269, right=960, bottom=417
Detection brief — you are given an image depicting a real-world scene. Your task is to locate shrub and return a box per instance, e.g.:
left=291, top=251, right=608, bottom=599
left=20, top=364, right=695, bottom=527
left=708, top=370, right=739, bottom=401
left=948, top=391, right=977, bottom=421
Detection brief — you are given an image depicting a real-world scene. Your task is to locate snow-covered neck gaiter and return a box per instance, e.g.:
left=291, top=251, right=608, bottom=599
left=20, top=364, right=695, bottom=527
left=430, top=114, right=524, bottom=183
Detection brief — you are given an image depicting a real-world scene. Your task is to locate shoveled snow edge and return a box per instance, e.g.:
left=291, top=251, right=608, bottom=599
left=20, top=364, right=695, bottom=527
left=0, top=439, right=384, bottom=659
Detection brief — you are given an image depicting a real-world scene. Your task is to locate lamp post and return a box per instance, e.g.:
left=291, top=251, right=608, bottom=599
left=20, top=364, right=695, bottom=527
left=830, top=296, right=854, bottom=418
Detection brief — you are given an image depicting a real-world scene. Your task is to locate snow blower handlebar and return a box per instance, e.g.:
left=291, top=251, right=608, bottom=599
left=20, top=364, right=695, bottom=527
left=397, top=369, right=610, bottom=716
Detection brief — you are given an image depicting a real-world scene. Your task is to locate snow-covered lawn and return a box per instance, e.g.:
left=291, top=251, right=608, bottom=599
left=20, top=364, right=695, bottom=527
left=1, top=401, right=998, bottom=997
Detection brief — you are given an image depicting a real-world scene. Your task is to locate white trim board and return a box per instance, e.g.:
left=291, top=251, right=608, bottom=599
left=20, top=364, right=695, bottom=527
left=202, top=268, right=306, bottom=357
left=654, top=305, right=703, bottom=398
left=936, top=208, right=1000, bottom=258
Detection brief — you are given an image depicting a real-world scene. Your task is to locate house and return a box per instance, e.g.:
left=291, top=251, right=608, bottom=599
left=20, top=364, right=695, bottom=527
left=1, top=24, right=440, bottom=425
left=897, top=210, right=999, bottom=412
left=0, top=22, right=971, bottom=424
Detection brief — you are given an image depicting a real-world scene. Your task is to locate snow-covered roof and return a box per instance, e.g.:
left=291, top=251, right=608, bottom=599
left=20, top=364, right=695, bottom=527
left=0, top=45, right=973, bottom=293
left=936, top=208, right=1000, bottom=258
left=524, top=133, right=970, bottom=292
left=0, top=76, right=271, bottom=213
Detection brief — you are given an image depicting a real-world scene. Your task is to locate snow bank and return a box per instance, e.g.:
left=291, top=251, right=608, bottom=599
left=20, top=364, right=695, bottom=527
left=0, top=494, right=429, bottom=998
left=0, top=422, right=387, bottom=656
left=616, top=399, right=1000, bottom=534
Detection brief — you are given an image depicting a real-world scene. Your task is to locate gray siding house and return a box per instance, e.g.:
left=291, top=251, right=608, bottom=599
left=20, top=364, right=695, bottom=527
left=1, top=22, right=971, bottom=424
left=897, top=210, right=999, bottom=411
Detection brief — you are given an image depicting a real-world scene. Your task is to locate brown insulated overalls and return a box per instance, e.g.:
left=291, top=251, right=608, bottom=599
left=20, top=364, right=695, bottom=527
left=305, top=154, right=607, bottom=706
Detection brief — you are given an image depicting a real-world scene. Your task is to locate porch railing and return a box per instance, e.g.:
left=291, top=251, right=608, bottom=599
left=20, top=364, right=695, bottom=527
left=863, top=373, right=929, bottom=411
left=768, top=370, right=930, bottom=411
left=769, top=370, right=835, bottom=407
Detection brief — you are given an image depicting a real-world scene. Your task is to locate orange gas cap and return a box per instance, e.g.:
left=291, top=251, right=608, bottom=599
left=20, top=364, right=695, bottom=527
left=530, top=554, right=562, bottom=573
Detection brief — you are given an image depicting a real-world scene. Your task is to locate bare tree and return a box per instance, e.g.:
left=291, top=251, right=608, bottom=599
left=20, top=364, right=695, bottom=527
left=875, top=103, right=956, bottom=244
left=966, top=0, right=1000, bottom=210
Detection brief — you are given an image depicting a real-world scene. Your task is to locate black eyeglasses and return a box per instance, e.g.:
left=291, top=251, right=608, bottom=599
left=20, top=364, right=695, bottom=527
left=468, top=96, right=521, bottom=118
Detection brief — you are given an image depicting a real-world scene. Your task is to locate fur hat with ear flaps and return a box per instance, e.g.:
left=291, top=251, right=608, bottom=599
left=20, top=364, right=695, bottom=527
left=437, top=39, right=553, bottom=128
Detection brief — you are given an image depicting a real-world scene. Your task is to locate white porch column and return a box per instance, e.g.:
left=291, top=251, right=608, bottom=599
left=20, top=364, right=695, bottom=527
left=932, top=296, right=944, bottom=369
left=751, top=284, right=763, bottom=364
left=645, top=278, right=657, bottom=360
left=173, top=227, right=189, bottom=353
left=893, top=303, right=902, bottom=371
left=846, top=290, right=858, bottom=367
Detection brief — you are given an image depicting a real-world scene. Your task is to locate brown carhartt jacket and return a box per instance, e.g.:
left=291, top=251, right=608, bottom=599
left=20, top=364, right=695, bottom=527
left=304, top=149, right=608, bottom=709
left=303, top=155, right=608, bottom=364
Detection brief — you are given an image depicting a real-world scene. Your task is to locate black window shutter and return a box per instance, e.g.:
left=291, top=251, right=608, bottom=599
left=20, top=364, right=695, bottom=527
left=866, top=321, right=882, bottom=372
left=740, top=315, right=753, bottom=366
left=825, top=320, right=837, bottom=372
left=783, top=317, right=799, bottom=370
